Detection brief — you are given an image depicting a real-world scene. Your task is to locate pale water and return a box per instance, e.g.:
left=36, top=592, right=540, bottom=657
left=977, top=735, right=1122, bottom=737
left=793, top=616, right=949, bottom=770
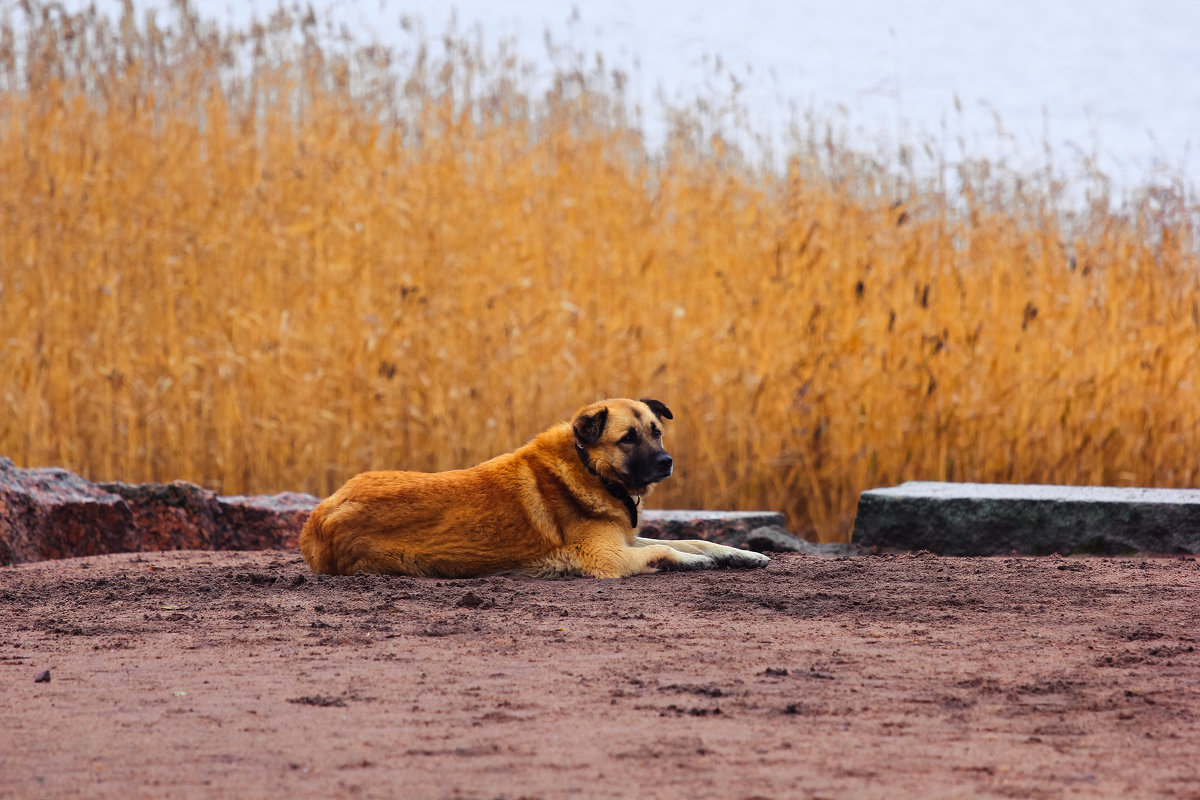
left=51, top=0, right=1200, bottom=194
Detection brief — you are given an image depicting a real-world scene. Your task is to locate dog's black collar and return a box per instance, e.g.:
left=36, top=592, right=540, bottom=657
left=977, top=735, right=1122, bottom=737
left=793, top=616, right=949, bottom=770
left=574, top=441, right=639, bottom=528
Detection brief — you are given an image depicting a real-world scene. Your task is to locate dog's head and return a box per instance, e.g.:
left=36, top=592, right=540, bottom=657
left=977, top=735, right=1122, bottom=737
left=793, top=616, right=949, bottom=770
left=572, top=397, right=674, bottom=494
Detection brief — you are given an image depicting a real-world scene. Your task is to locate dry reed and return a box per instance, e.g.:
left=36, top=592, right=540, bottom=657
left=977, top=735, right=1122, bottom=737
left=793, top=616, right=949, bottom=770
left=2, top=2, right=1197, bottom=541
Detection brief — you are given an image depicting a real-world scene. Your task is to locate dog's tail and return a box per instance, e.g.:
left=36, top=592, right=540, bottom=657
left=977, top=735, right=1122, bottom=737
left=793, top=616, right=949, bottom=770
left=298, top=499, right=337, bottom=574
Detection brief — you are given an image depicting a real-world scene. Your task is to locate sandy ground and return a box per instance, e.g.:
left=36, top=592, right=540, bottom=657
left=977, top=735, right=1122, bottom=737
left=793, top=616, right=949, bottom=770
left=2, top=549, right=1198, bottom=800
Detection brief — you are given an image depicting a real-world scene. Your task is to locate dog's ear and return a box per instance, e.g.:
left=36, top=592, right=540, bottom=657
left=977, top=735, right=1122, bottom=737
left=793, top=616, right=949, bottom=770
left=639, top=398, right=673, bottom=421
left=573, top=406, right=609, bottom=445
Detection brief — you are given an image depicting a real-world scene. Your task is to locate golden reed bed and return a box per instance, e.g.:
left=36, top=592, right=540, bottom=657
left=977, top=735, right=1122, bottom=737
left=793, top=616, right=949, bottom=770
left=2, top=3, right=1197, bottom=541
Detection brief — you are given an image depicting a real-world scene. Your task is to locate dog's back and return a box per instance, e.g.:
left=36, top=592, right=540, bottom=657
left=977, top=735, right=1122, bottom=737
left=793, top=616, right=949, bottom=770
left=299, top=462, right=554, bottom=577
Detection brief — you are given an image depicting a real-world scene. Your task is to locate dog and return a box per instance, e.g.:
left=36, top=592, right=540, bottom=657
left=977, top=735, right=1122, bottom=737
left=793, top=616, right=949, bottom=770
left=299, top=398, right=770, bottom=578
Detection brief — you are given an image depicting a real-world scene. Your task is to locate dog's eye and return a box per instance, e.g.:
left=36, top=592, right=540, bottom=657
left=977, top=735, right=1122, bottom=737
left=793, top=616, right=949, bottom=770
left=650, top=426, right=661, bottom=439
left=618, top=429, right=639, bottom=445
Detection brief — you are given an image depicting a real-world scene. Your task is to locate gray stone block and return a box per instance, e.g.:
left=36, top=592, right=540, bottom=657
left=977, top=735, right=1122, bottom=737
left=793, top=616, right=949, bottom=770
left=739, top=526, right=861, bottom=555
left=853, top=481, right=1200, bottom=555
left=639, top=513, right=854, bottom=554
left=639, top=510, right=787, bottom=546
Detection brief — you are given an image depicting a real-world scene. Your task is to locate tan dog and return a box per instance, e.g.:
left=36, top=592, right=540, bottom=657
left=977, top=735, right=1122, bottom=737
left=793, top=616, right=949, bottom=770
left=300, top=398, right=770, bottom=578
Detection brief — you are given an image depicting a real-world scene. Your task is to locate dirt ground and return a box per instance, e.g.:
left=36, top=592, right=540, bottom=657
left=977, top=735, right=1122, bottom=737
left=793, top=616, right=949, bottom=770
left=2, top=550, right=1198, bottom=800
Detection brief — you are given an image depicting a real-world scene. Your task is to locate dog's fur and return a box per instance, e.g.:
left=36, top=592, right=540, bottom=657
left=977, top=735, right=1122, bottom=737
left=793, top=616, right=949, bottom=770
left=299, top=398, right=770, bottom=578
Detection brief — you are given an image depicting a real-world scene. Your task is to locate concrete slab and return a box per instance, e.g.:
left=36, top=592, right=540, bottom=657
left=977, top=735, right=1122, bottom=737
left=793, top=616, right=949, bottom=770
left=852, top=481, right=1200, bottom=555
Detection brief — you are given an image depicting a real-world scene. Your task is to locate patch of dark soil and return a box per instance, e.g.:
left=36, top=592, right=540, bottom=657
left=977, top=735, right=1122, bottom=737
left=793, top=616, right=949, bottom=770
left=288, top=695, right=347, bottom=707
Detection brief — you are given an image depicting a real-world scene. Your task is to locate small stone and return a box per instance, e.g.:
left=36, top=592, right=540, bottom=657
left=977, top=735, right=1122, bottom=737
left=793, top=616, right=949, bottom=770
left=456, top=591, right=485, bottom=608
left=34, top=670, right=50, bottom=683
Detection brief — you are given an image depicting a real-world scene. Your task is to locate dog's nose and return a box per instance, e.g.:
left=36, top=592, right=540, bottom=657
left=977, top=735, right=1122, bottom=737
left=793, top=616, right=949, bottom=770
left=655, top=453, right=673, bottom=474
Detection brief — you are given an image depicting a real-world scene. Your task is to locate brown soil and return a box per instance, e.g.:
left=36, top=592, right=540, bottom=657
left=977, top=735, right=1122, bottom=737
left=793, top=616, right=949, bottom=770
left=2, top=550, right=1199, bottom=799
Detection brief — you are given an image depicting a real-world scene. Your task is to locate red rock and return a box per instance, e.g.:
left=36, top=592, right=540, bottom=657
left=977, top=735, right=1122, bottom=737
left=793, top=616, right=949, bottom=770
left=0, top=457, right=134, bottom=564
left=97, top=481, right=220, bottom=552
left=214, top=492, right=319, bottom=550
left=0, top=458, right=318, bottom=565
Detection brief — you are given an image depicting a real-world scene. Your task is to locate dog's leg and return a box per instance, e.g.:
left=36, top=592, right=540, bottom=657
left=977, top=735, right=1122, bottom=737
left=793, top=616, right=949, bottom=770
left=560, top=523, right=716, bottom=577
left=525, top=544, right=713, bottom=579
left=598, top=543, right=715, bottom=577
left=633, top=537, right=770, bottom=569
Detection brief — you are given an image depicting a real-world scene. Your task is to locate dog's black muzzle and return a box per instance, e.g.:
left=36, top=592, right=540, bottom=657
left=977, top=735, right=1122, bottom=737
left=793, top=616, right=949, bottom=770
left=632, top=451, right=673, bottom=487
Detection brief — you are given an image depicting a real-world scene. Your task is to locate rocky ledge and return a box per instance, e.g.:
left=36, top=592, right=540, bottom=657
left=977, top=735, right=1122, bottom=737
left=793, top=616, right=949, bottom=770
left=0, top=458, right=813, bottom=565
left=0, top=458, right=317, bottom=566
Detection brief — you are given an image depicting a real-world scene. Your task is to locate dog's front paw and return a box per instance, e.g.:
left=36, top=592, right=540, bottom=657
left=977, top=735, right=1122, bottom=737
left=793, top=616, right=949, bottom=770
left=711, top=548, right=771, bottom=570
left=652, top=551, right=716, bottom=572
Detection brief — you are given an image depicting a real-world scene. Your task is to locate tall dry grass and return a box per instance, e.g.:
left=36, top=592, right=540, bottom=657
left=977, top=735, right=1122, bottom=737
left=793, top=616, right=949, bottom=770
left=2, top=2, right=1198, bottom=541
